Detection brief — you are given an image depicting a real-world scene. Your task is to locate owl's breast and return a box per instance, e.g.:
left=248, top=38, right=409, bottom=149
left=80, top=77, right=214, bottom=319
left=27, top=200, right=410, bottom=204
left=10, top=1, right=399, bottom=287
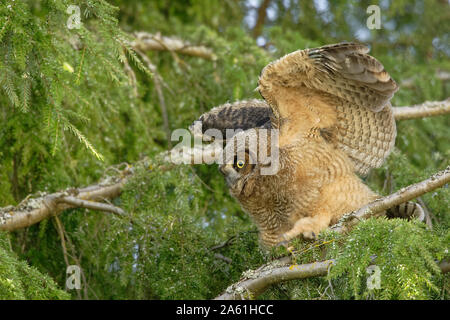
left=235, top=163, right=298, bottom=235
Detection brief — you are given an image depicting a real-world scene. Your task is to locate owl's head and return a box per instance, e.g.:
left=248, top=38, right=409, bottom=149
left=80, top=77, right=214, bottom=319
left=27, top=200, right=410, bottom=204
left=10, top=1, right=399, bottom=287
left=219, top=129, right=279, bottom=196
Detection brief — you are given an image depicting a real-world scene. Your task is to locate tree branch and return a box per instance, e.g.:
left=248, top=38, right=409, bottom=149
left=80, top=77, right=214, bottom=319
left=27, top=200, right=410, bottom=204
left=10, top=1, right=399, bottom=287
left=59, top=196, right=125, bottom=216
left=131, top=32, right=217, bottom=61
left=0, top=166, right=132, bottom=231
left=401, top=70, right=450, bottom=89
left=393, top=99, right=450, bottom=120
left=215, top=258, right=332, bottom=300
left=215, top=257, right=450, bottom=300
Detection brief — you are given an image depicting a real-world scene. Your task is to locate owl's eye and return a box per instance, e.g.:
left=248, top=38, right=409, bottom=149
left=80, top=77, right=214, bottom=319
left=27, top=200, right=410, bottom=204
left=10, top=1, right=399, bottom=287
left=236, top=160, right=245, bottom=169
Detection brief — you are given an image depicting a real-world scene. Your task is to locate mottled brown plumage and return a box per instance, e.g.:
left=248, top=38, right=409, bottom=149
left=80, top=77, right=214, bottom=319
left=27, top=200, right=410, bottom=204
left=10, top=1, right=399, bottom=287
left=191, top=42, right=413, bottom=247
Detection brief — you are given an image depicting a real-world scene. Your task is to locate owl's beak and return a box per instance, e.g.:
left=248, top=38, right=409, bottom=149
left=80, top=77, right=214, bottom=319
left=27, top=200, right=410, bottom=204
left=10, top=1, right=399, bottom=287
left=220, top=164, right=241, bottom=188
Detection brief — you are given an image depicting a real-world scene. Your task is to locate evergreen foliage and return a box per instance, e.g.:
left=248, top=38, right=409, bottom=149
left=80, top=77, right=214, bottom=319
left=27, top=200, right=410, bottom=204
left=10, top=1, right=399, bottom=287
left=0, top=0, right=448, bottom=299
left=0, top=231, right=69, bottom=299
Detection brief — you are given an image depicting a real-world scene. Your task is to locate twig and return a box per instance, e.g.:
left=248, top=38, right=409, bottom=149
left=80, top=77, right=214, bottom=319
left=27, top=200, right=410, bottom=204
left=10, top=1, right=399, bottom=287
left=214, top=253, right=233, bottom=264
left=122, top=47, right=138, bottom=97
left=54, top=215, right=70, bottom=268
left=60, top=221, right=89, bottom=299
left=53, top=216, right=83, bottom=299
left=58, top=196, right=125, bottom=216
left=134, top=48, right=172, bottom=148
left=0, top=167, right=132, bottom=231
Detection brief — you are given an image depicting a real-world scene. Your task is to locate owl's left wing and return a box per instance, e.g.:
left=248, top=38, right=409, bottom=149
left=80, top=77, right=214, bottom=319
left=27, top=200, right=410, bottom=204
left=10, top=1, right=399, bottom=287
left=189, top=99, right=272, bottom=141
left=258, top=42, right=398, bottom=174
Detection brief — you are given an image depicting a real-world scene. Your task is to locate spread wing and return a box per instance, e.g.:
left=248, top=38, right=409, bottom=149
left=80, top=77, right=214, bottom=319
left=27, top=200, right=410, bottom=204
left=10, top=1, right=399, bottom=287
left=257, top=42, right=398, bottom=174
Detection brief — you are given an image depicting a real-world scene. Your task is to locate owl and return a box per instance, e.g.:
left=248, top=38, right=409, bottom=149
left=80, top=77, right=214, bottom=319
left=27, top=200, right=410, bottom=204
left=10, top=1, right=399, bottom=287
left=190, top=42, right=423, bottom=247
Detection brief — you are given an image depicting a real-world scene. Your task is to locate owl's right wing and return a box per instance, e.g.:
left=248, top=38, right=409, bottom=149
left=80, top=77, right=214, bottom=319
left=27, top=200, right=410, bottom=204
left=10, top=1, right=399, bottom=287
left=258, top=42, right=398, bottom=175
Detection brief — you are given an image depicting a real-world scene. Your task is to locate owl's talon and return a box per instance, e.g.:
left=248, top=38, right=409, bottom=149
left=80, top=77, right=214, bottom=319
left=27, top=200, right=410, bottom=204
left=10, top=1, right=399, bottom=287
left=301, top=231, right=317, bottom=241
left=275, top=234, right=290, bottom=247
left=276, top=240, right=289, bottom=248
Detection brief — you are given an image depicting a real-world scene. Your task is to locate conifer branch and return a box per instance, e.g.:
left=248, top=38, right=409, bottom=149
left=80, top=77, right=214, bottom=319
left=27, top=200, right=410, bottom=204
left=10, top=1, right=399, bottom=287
left=131, top=32, right=217, bottom=61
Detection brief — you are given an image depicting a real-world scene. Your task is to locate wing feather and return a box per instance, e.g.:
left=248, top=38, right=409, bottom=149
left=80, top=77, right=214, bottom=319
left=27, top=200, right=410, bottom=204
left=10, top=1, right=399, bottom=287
left=189, top=99, right=272, bottom=141
left=257, top=42, right=398, bottom=174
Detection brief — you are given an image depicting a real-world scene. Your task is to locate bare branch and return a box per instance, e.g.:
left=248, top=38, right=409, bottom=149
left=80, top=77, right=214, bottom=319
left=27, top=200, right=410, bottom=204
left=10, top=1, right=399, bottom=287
left=393, top=99, right=450, bottom=120
left=215, top=258, right=333, bottom=300
left=59, top=196, right=125, bottom=216
left=122, top=47, right=138, bottom=97
left=134, top=48, right=172, bottom=148
left=131, top=32, right=217, bottom=61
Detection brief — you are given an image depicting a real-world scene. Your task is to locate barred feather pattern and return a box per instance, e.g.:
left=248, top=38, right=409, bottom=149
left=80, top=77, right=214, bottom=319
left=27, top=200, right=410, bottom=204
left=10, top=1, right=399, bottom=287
left=386, top=202, right=425, bottom=222
left=334, top=101, right=396, bottom=175
left=306, top=42, right=398, bottom=112
left=189, top=99, right=272, bottom=140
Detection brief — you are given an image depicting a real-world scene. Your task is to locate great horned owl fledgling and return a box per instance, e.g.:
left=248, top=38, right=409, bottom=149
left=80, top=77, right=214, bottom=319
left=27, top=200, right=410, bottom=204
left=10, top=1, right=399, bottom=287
left=190, top=42, right=421, bottom=247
